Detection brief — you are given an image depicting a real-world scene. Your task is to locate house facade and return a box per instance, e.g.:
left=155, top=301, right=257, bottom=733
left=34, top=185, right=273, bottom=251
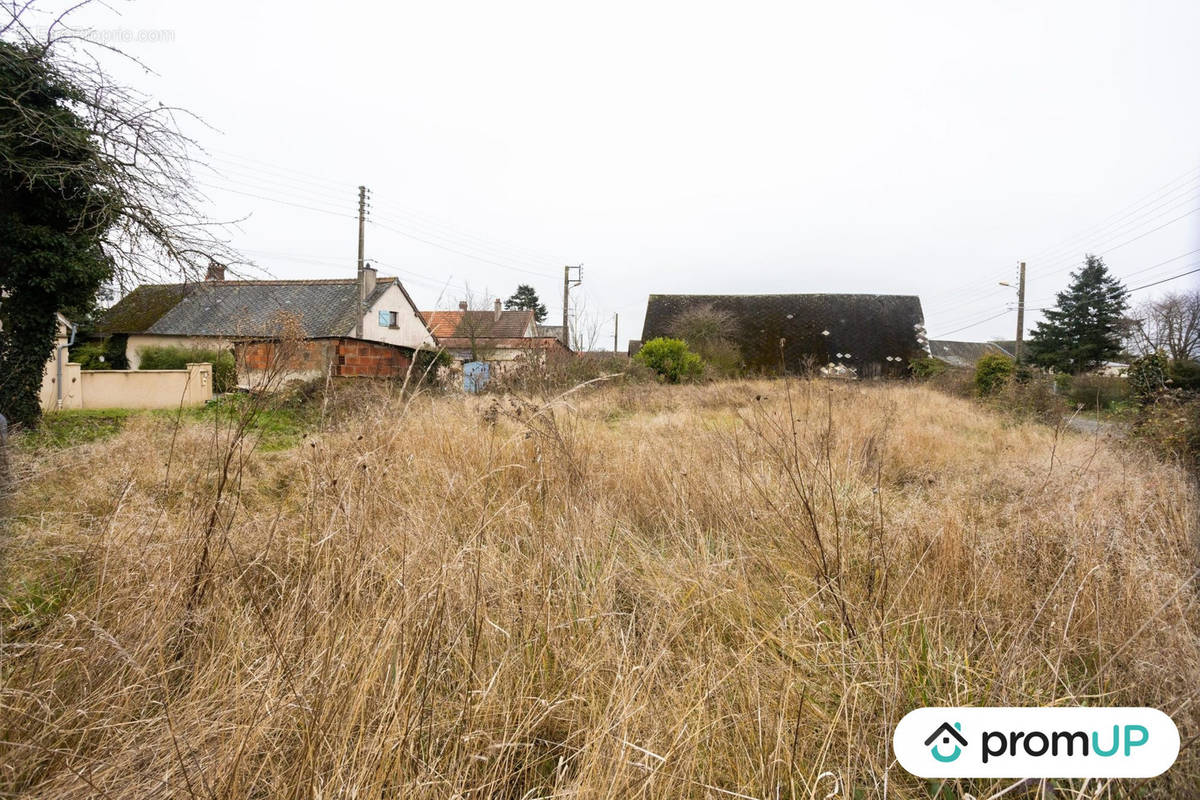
left=421, top=301, right=571, bottom=369
left=97, top=267, right=436, bottom=380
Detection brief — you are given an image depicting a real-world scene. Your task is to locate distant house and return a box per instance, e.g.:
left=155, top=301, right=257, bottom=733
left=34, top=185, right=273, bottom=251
left=421, top=301, right=571, bottom=367
left=638, top=293, right=926, bottom=378
left=97, top=266, right=435, bottom=371
left=928, top=340, right=1012, bottom=369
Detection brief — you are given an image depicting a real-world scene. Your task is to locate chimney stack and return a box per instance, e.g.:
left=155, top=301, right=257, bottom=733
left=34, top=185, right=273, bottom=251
left=459, top=300, right=469, bottom=312
left=205, top=261, right=225, bottom=281
left=362, top=264, right=377, bottom=297
left=494, top=299, right=502, bottom=321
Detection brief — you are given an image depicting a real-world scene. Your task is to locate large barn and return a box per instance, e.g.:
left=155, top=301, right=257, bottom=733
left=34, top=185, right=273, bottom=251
left=637, top=293, right=927, bottom=378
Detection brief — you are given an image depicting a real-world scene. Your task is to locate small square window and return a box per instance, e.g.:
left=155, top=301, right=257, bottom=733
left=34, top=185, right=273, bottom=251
left=378, top=310, right=390, bottom=327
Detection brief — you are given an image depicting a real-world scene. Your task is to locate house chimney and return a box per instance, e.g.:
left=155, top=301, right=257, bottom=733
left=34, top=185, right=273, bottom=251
left=494, top=298, right=502, bottom=321
left=205, top=261, right=225, bottom=281
left=459, top=300, right=468, bottom=311
left=362, top=264, right=377, bottom=297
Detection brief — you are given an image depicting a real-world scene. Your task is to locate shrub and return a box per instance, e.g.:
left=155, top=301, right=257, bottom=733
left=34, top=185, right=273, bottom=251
left=69, top=336, right=128, bottom=370
left=908, top=356, right=946, bottom=380
left=1128, top=351, right=1169, bottom=402
left=69, top=341, right=112, bottom=370
left=974, top=353, right=1014, bottom=396
left=634, top=337, right=704, bottom=383
left=1132, top=393, right=1200, bottom=475
left=1168, top=359, right=1200, bottom=392
left=1068, top=374, right=1131, bottom=411
left=986, top=373, right=1068, bottom=425
left=138, top=345, right=237, bottom=393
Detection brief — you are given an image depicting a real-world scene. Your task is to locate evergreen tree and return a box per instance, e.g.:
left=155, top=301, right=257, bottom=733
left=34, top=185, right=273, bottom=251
left=1026, top=254, right=1129, bottom=374
left=1, top=41, right=116, bottom=427
left=504, top=284, right=548, bottom=323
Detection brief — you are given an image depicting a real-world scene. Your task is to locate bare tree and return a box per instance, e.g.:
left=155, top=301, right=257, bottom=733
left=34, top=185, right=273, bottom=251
left=1128, top=290, right=1200, bottom=362
left=669, top=303, right=742, bottom=374
left=453, top=285, right=499, bottom=363
left=1, top=2, right=239, bottom=425
left=569, top=293, right=601, bottom=353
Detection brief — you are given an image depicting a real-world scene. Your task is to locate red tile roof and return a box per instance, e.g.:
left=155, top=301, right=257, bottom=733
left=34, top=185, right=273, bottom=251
left=420, top=309, right=535, bottom=339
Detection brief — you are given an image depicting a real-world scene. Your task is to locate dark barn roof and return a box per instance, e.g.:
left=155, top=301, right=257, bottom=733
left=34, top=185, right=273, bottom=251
left=98, top=279, right=400, bottom=338
left=641, top=293, right=926, bottom=377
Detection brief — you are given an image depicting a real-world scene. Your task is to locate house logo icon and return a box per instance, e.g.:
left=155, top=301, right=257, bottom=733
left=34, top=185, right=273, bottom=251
left=924, top=722, right=967, bottom=763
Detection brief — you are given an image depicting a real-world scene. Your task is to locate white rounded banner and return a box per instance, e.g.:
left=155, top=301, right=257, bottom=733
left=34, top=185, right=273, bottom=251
left=893, top=707, right=1179, bottom=778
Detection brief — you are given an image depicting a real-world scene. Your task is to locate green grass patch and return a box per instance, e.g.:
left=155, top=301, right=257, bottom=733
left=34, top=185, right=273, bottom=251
left=14, top=409, right=133, bottom=451
left=161, top=394, right=315, bottom=452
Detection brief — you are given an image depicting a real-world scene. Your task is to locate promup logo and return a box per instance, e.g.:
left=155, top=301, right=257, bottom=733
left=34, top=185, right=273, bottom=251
left=924, top=722, right=967, bottom=763
left=894, top=708, right=1179, bottom=778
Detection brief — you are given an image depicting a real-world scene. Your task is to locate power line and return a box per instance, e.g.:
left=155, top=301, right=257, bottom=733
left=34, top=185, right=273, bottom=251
left=197, top=182, right=355, bottom=219
left=923, top=165, right=1200, bottom=311
left=1026, top=163, right=1200, bottom=263
left=368, top=219, right=557, bottom=279
left=199, top=170, right=566, bottom=277
left=930, top=309, right=1013, bottom=339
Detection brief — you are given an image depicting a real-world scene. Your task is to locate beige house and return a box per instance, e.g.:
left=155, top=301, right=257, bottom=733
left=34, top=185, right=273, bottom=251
left=97, top=265, right=435, bottom=369
left=420, top=301, right=571, bottom=371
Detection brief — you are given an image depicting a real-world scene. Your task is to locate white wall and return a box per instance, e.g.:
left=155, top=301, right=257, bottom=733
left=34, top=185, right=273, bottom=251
left=358, top=283, right=436, bottom=349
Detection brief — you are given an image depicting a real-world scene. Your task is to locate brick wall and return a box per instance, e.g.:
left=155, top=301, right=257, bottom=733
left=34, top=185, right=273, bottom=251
left=236, top=338, right=414, bottom=382
left=334, top=339, right=413, bottom=378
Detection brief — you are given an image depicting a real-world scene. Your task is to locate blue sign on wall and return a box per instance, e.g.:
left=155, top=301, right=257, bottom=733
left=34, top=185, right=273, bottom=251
left=463, top=361, right=490, bottom=393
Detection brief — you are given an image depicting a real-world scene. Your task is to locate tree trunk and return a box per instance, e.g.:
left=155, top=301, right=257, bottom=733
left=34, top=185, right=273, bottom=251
left=0, top=289, right=57, bottom=428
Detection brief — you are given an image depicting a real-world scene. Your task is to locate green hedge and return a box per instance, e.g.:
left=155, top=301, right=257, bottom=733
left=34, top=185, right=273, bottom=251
left=138, top=345, right=236, bottom=393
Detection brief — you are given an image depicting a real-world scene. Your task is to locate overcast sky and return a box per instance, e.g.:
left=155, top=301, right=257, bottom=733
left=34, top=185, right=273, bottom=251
left=47, top=0, right=1200, bottom=346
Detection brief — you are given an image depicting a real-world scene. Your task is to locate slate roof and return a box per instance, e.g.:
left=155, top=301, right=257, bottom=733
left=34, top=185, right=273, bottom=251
left=98, top=279, right=402, bottom=338
left=640, top=293, right=926, bottom=376
left=928, top=340, right=1012, bottom=368
left=420, top=309, right=535, bottom=340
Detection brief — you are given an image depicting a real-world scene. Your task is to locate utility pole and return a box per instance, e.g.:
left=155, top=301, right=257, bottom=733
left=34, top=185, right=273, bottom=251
left=1015, top=261, right=1026, bottom=364
left=562, top=264, right=581, bottom=349
left=1000, top=261, right=1027, bottom=363
left=355, top=185, right=368, bottom=339
left=613, top=312, right=619, bottom=354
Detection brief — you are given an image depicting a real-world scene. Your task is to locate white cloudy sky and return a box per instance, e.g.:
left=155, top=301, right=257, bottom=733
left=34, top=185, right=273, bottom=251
left=39, top=0, right=1200, bottom=346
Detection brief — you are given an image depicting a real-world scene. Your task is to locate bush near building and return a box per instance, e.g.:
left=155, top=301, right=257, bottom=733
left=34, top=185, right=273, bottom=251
left=634, top=337, right=704, bottom=383
left=973, top=353, right=1015, bottom=396
left=138, top=345, right=236, bottom=393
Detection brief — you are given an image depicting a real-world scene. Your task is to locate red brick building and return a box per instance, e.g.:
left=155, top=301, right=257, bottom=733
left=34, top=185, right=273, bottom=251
left=235, top=337, right=417, bottom=386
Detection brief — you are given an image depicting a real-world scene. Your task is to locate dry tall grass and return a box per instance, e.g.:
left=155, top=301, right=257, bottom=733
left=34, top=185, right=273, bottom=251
left=1, top=379, right=1197, bottom=798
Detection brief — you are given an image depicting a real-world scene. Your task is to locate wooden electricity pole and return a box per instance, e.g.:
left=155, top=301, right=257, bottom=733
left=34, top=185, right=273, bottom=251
left=355, top=185, right=368, bottom=339
left=562, top=264, right=581, bottom=349
left=613, top=312, right=619, bottom=354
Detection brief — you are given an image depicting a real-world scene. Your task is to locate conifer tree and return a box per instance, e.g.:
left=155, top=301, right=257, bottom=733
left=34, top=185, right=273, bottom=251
left=1026, top=254, right=1129, bottom=373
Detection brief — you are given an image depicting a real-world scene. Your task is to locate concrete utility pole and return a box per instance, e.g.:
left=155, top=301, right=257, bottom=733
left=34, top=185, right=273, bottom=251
left=613, top=312, right=619, bottom=354
left=1015, top=261, right=1026, bottom=363
left=562, top=264, right=582, bottom=349
left=355, top=185, right=368, bottom=339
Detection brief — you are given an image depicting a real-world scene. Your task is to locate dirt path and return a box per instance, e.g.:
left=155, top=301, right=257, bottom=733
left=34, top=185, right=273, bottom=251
left=1066, top=414, right=1123, bottom=437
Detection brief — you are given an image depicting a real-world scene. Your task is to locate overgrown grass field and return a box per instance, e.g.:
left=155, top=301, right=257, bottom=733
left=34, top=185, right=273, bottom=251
left=1, top=379, right=1197, bottom=798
